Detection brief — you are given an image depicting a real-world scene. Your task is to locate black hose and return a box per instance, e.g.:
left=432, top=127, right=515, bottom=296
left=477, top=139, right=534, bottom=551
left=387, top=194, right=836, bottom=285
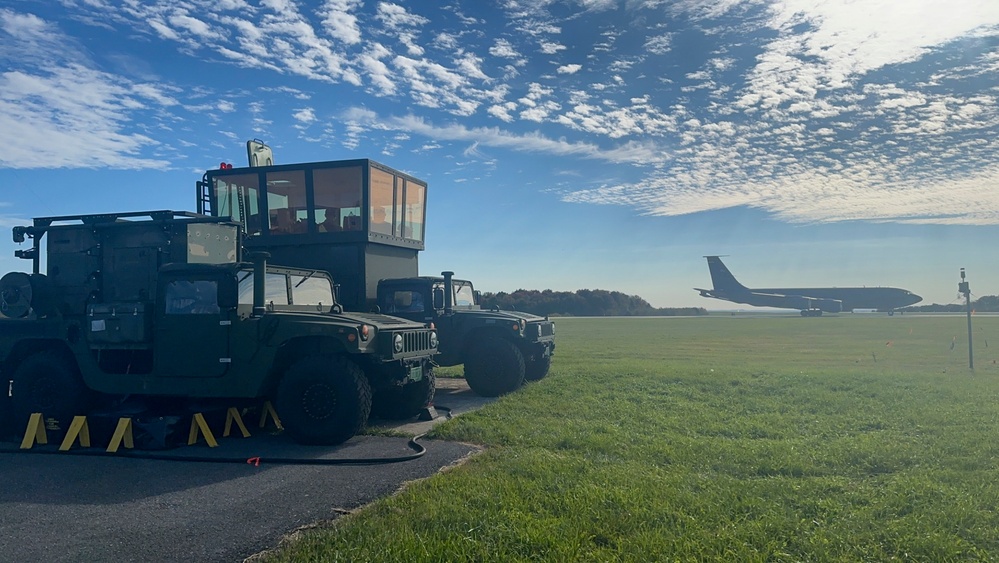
left=0, top=433, right=427, bottom=465
left=0, top=405, right=454, bottom=466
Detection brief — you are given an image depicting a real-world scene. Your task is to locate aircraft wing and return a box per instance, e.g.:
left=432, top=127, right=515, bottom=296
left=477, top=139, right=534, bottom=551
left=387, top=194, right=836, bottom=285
left=746, top=291, right=843, bottom=312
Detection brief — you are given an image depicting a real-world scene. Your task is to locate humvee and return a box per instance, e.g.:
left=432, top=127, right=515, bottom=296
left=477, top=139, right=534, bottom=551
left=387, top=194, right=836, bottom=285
left=377, top=272, right=554, bottom=396
left=0, top=211, right=438, bottom=445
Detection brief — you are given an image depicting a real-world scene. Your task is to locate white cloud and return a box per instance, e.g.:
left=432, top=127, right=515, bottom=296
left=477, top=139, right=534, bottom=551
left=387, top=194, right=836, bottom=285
left=737, top=0, right=999, bottom=112
left=341, top=106, right=665, bottom=164
left=0, top=66, right=162, bottom=169
left=490, top=38, right=522, bottom=60
left=358, top=42, right=396, bottom=95
left=168, top=13, right=212, bottom=38
left=539, top=41, right=566, bottom=55
left=293, top=107, right=316, bottom=124
left=557, top=64, right=582, bottom=74
left=320, top=0, right=363, bottom=45
left=376, top=2, right=429, bottom=29
left=643, top=34, right=672, bottom=55
left=488, top=102, right=517, bottom=122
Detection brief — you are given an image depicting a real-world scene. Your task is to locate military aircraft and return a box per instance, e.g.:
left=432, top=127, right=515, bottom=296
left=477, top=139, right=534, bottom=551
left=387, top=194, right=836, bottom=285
left=694, top=256, right=922, bottom=316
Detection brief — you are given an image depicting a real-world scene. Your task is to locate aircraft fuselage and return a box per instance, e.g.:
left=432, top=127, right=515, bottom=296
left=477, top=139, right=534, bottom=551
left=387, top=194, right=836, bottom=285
left=695, top=256, right=922, bottom=314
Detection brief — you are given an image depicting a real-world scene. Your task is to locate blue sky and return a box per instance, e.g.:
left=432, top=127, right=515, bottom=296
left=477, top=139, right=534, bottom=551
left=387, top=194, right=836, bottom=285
left=2, top=0, right=998, bottom=309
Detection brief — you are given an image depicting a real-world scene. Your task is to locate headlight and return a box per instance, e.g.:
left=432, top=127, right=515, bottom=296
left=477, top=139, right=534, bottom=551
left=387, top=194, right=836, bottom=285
left=551, top=322, right=555, bottom=335
left=429, top=331, right=438, bottom=348
left=536, top=324, right=543, bottom=337
left=518, top=319, right=526, bottom=331
left=393, top=333, right=404, bottom=353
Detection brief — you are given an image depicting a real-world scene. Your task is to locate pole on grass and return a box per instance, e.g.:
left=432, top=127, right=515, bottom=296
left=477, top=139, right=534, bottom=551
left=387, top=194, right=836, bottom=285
left=959, top=268, right=973, bottom=370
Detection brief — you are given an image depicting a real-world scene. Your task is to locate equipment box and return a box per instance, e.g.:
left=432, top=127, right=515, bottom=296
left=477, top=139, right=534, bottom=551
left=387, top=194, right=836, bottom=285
left=86, top=302, right=151, bottom=345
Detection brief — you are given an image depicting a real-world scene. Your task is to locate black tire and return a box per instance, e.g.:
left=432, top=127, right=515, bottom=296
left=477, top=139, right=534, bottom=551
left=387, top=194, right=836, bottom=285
left=0, top=379, right=12, bottom=440
left=276, top=355, right=372, bottom=446
left=10, top=351, right=91, bottom=435
left=371, top=366, right=436, bottom=420
left=463, top=336, right=525, bottom=397
left=524, top=354, right=552, bottom=382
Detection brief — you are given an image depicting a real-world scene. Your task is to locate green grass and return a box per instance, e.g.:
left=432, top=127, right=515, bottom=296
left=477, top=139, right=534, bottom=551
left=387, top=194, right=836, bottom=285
left=264, top=315, right=999, bottom=562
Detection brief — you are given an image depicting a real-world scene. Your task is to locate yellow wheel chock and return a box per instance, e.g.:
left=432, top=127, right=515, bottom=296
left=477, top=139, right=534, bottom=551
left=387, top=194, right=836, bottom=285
left=59, top=416, right=91, bottom=451
left=106, top=418, right=135, bottom=453
left=258, top=401, right=284, bottom=431
left=19, top=413, right=48, bottom=449
left=187, top=413, right=219, bottom=447
left=223, top=407, right=251, bottom=438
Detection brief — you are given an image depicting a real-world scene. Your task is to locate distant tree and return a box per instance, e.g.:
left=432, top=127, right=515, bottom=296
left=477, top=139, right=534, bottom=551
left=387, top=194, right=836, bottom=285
left=973, top=295, right=999, bottom=311
left=479, top=289, right=708, bottom=317
left=902, top=295, right=999, bottom=313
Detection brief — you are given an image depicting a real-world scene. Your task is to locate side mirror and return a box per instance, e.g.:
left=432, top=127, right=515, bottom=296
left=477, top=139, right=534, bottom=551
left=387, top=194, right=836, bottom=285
left=218, top=277, right=238, bottom=309
left=433, top=288, right=445, bottom=310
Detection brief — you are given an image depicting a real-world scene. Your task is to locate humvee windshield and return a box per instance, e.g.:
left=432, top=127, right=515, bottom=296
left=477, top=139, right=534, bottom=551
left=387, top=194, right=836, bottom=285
left=434, top=280, right=476, bottom=307
left=237, top=269, right=335, bottom=308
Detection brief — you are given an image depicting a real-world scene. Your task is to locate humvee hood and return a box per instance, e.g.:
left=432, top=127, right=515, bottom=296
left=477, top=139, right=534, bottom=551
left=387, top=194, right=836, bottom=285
left=455, top=308, right=547, bottom=323
left=265, top=309, right=429, bottom=329
left=342, top=311, right=432, bottom=328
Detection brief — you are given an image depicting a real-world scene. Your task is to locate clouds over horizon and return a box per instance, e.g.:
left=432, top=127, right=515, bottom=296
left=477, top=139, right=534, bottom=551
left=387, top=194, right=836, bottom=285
left=5, top=2, right=999, bottom=225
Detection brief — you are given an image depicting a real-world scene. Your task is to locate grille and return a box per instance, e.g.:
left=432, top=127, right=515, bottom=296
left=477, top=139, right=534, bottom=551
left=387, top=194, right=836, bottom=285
left=538, top=322, right=555, bottom=338
left=403, top=330, right=434, bottom=353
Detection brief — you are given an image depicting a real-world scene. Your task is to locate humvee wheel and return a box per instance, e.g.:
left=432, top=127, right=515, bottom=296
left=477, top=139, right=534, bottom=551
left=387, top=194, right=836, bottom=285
left=371, top=367, right=436, bottom=420
left=0, top=379, right=11, bottom=439
left=276, top=356, right=372, bottom=445
left=524, top=354, right=552, bottom=382
left=10, top=351, right=91, bottom=434
left=464, top=336, right=525, bottom=397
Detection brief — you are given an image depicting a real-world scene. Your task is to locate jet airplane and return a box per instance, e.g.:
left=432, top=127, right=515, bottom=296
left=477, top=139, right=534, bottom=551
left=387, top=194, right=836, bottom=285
left=694, top=256, right=922, bottom=316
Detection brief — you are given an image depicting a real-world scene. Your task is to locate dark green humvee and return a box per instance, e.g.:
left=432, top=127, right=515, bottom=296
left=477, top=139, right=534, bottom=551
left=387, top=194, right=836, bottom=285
left=377, top=272, right=555, bottom=397
left=0, top=211, right=438, bottom=445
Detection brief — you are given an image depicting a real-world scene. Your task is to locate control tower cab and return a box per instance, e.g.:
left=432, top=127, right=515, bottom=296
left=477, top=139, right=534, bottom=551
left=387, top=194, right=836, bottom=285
left=198, top=159, right=426, bottom=310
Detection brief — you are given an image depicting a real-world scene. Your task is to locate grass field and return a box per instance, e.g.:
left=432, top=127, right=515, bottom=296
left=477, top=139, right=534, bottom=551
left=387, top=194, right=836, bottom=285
left=265, top=315, right=999, bottom=562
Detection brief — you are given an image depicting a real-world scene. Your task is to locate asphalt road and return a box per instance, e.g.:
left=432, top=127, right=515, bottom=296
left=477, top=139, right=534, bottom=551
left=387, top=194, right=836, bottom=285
left=0, top=378, right=489, bottom=563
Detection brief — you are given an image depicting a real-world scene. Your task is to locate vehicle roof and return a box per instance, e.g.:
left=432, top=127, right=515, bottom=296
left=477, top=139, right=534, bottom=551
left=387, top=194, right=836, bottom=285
left=158, top=262, right=333, bottom=280
left=379, top=276, right=472, bottom=285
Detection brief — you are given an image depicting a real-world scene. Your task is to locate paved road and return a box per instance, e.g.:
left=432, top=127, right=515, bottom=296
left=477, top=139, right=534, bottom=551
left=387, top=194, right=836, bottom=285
left=0, top=378, right=489, bottom=563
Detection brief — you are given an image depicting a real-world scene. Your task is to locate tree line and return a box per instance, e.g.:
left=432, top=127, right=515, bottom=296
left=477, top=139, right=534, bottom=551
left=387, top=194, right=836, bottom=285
left=903, top=295, right=999, bottom=313
left=478, top=288, right=707, bottom=317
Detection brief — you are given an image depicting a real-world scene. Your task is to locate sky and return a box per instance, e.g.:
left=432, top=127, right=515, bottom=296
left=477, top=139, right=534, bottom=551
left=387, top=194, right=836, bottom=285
left=1, top=0, right=998, bottom=309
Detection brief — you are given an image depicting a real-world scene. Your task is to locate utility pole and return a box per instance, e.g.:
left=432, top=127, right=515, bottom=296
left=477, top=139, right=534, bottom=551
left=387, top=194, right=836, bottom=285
left=959, top=268, right=973, bottom=370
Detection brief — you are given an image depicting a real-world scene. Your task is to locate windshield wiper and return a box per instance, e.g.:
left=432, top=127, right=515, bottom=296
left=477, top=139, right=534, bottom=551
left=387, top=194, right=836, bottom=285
left=294, top=270, right=317, bottom=288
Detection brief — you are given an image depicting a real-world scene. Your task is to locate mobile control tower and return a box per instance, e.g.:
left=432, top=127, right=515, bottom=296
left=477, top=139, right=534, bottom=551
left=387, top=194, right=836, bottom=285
left=198, top=158, right=555, bottom=396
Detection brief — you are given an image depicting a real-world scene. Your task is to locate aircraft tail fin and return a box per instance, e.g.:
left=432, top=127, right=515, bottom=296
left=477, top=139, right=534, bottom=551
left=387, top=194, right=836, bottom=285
left=706, top=256, right=747, bottom=292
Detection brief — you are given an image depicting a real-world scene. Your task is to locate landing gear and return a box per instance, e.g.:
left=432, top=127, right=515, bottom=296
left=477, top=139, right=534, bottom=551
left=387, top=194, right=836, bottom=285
left=800, top=309, right=823, bottom=317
